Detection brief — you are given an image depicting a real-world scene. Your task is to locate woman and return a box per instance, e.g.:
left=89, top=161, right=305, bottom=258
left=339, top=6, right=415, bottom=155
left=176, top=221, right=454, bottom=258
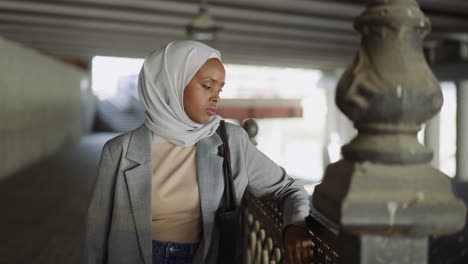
left=83, top=40, right=312, bottom=264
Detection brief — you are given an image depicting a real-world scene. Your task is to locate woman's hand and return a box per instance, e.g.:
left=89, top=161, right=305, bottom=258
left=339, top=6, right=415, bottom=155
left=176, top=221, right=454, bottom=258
left=283, top=225, right=313, bottom=264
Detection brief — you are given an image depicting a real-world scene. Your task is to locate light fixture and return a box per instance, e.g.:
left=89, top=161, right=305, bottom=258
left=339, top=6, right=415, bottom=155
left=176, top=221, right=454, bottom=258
left=186, top=0, right=222, bottom=41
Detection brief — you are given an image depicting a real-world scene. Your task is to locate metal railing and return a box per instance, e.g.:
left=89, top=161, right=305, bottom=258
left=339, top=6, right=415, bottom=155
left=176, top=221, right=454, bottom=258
left=242, top=187, right=468, bottom=263
left=241, top=192, right=340, bottom=264
left=242, top=192, right=284, bottom=264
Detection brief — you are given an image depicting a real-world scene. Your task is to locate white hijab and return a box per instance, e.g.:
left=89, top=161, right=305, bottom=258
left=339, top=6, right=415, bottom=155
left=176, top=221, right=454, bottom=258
left=137, top=40, right=223, bottom=146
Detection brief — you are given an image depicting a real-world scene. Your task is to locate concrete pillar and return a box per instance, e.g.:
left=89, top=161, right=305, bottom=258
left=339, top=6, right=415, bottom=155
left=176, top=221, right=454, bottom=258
left=425, top=113, right=441, bottom=169
left=457, top=81, right=468, bottom=182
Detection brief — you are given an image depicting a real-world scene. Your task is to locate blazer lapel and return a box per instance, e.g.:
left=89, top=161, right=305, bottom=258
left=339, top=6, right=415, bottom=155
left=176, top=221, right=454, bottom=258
left=193, top=132, right=224, bottom=263
left=124, top=125, right=152, bottom=264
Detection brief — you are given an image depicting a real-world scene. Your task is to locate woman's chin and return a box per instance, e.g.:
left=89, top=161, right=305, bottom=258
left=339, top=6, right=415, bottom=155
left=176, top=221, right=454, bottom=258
left=194, top=118, right=210, bottom=125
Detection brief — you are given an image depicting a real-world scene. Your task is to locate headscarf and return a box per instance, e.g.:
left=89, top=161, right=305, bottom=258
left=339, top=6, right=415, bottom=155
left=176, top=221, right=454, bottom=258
left=137, top=40, right=223, bottom=146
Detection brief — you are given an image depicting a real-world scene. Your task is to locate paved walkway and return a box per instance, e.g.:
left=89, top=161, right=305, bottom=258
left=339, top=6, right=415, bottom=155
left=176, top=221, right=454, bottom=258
left=0, top=133, right=117, bottom=264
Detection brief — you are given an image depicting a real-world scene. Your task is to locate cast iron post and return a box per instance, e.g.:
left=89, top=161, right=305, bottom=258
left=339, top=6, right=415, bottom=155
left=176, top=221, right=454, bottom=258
left=312, top=0, right=466, bottom=263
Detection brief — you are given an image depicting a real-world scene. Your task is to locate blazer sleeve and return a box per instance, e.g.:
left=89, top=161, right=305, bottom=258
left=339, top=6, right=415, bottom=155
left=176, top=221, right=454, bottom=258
left=238, top=127, right=310, bottom=229
left=81, top=143, right=118, bottom=264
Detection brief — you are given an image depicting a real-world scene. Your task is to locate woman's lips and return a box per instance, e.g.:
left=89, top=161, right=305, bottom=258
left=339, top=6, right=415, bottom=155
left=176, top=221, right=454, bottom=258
left=206, top=108, right=216, bottom=116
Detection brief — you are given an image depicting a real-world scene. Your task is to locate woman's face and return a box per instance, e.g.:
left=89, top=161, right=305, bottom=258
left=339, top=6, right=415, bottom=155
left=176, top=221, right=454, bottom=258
left=184, top=58, right=225, bottom=124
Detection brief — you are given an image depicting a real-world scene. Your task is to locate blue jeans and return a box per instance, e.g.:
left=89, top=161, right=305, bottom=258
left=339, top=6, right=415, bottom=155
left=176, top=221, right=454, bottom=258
left=152, top=240, right=199, bottom=264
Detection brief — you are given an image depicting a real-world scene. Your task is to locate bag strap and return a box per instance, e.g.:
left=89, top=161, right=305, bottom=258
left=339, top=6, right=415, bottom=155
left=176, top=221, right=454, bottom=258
left=217, top=120, right=237, bottom=212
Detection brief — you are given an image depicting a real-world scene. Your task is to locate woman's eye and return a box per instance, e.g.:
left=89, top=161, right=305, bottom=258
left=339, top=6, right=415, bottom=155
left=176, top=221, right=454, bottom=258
left=201, top=84, right=211, bottom=89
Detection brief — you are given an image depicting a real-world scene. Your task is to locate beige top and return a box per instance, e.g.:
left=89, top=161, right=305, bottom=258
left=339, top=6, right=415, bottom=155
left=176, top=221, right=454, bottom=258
left=151, top=142, right=202, bottom=243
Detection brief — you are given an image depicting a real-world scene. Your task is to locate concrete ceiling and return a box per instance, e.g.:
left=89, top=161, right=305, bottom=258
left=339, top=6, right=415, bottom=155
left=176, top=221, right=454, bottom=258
left=0, top=0, right=467, bottom=70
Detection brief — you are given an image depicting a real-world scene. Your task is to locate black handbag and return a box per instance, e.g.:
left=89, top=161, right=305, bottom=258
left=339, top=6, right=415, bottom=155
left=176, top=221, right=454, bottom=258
left=216, top=120, right=241, bottom=263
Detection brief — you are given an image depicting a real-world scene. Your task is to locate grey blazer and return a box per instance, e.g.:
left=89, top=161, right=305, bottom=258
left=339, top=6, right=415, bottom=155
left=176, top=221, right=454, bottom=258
left=82, top=123, right=310, bottom=264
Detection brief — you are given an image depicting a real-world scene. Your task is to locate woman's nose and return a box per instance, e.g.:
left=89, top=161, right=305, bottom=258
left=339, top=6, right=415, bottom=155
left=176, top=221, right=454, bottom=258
left=211, top=91, right=220, bottom=103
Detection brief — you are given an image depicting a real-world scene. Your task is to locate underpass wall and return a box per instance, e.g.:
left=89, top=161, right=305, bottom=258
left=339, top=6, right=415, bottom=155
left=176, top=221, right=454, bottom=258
left=0, top=37, right=87, bottom=180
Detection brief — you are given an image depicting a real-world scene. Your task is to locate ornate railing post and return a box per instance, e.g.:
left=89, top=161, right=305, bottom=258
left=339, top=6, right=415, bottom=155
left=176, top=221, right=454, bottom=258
left=241, top=118, right=259, bottom=146
left=312, top=0, right=466, bottom=263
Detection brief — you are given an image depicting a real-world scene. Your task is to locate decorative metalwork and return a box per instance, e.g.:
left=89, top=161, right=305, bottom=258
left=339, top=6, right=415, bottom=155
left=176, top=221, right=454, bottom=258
left=242, top=192, right=342, bottom=264
left=242, top=192, right=284, bottom=264
left=306, top=211, right=339, bottom=264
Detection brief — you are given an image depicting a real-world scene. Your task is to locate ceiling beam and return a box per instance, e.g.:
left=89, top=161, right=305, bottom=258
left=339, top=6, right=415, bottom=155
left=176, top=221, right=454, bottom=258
left=0, top=1, right=359, bottom=43
left=1, top=30, right=354, bottom=61
left=174, top=0, right=363, bottom=19
left=418, top=0, right=468, bottom=16
left=0, top=13, right=357, bottom=52
left=3, top=0, right=464, bottom=70
left=32, top=0, right=355, bottom=31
